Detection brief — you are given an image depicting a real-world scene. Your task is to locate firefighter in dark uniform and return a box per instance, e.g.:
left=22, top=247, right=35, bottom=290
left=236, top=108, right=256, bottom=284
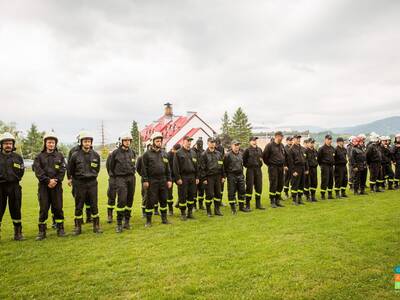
left=0, top=132, right=25, bottom=241
left=287, top=135, right=307, bottom=205
left=380, top=136, right=395, bottom=190
left=283, top=136, right=294, bottom=198
left=68, top=132, right=92, bottom=224
left=347, top=136, right=356, bottom=190
left=334, top=137, right=348, bottom=198
left=106, top=151, right=117, bottom=223
left=224, top=140, right=249, bottom=214
left=366, top=134, right=383, bottom=193
left=33, top=132, right=67, bottom=240
left=243, top=136, right=264, bottom=210
left=167, top=143, right=180, bottom=216
left=392, top=134, right=400, bottom=189
left=193, top=138, right=205, bottom=210
left=173, top=136, right=199, bottom=220
left=200, top=137, right=225, bottom=217
left=136, top=141, right=152, bottom=218
left=317, top=135, right=335, bottom=199
left=350, top=137, right=368, bottom=195
left=302, top=138, right=311, bottom=201
left=68, top=131, right=102, bottom=234
left=108, top=132, right=136, bottom=233
left=141, top=132, right=172, bottom=227
left=305, top=138, right=318, bottom=202
left=215, top=137, right=226, bottom=206
left=263, top=131, right=286, bottom=208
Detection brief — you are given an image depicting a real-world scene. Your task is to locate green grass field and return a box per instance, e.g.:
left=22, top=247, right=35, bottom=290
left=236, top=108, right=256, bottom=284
left=0, top=167, right=399, bottom=299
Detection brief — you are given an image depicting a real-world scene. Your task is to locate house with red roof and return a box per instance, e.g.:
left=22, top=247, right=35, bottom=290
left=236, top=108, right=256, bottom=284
left=140, top=103, right=217, bottom=151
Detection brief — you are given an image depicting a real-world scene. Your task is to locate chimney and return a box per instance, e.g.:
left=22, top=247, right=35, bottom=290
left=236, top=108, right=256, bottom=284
left=164, top=102, right=173, bottom=118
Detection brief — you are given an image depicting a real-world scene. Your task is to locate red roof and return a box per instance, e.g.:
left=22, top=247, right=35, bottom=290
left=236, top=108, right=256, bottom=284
left=175, top=128, right=201, bottom=145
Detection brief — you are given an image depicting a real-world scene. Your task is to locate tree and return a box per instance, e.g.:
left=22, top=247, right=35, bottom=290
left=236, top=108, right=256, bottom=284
left=230, top=107, right=252, bottom=146
left=22, top=124, right=44, bottom=159
left=131, top=120, right=142, bottom=155
left=220, top=111, right=233, bottom=148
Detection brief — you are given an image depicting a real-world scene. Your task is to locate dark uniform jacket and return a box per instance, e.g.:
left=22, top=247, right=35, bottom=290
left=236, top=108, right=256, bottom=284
left=366, top=143, right=382, bottom=164
left=351, top=146, right=367, bottom=170
left=380, top=145, right=392, bottom=165
left=391, top=144, right=400, bottom=163
left=317, top=144, right=335, bottom=166
left=33, top=150, right=66, bottom=184
left=243, top=146, right=263, bottom=168
left=200, top=149, right=225, bottom=179
left=305, top=148, right=318, bottom=168
left=224, top=150, right=244, bottom=175
left=173, top=147, right=199, bottom=180
left=68, top=149, right=101, bottom=181
left=67, top=145, right=80, bottom=179
left=287, top=144, right=308, bottom=170
left=334, top=146, right=348, bottom=166
left=0, top=152, right=25, bottom=183
left=262, top=142, right=286, bottom=166
left=141, top=147, right=172, bottom=182
left=108, top=147, right=136, bottom=177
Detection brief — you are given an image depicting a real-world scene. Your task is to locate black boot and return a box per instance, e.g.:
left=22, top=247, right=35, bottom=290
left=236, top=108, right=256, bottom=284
left=86, top=208, right=92, bottom=223
left=298, top=194, right=305, bottom=205
left=311, top=191, right=318, bottom=202
left=328, top=192, right=334, bottom=199
left=107, top=208, right=113, bottom=224
left=341, top=189, right=348, bottom=198
left=154, top=205, right=160, bottom=215
left=14, top=224, right=25, bottom=241
left=370, top=184, right=375, bottom=192
left=187, top=205, right=195, bottom=219
left=161, top=211, right=171, bottom=224
left=198, top=199, right=205, bottom=210
left=145, top=213, right=152, bottom=227
left=305, top=192, right=311, bottom=202
left=270, top=197, right=277, bottom=208
left=168, top=202, right=174, bottom=216
left=375, top=185, right=383, bottom=193
left=388, top=182, right=394, bottom=190
left=292, top=195, right=299, bottom=206
left=141, top=207, right=146, bottom=218
left=73, top=218, right=82, bottom=235
left=321, top=192, right=326, bottom=200
left=93, top=217, right=103, bottom=234
left=335, top=190, right=341, bottom=199
left=394, top=182, right=399, bottom=189
left=123, top=214, right=132, bottom=230
left=214, top=201, right=223, bottom=216
left=255, top=197, right=266, bottom=210
left=57, top=222, right=66, bottom=237
left=360, top=187, right=368, bottom=195
left=276, top=195, right=284, bottom=207
left=52, top=215, right=57, bottom=229
left=239, top=201, right=250, bottom=212
left=230, top=203, right=237, bottom=215
left=245, top=197, right=252, bottom=211
left=206, top=203, right=213, bottom=217
left=180, top=209, right=187, bottom=221
left=36, top=224, right=46, bottom=241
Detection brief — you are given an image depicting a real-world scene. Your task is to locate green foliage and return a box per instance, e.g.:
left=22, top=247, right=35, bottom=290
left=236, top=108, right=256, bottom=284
left=230, top=107, right=252, bottom=146
left=130, top=120, right=141, bottom=155
left=22, top=124, right=45, bottom=159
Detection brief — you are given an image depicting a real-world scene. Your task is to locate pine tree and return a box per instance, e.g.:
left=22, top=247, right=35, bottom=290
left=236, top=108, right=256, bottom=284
left=23, top=124, right=44, bottom=159
left=230, top=108, right=252, bottom=146
left=130, top=120, right=141, bottom=155
left=220, top=111, right=233, bottom=148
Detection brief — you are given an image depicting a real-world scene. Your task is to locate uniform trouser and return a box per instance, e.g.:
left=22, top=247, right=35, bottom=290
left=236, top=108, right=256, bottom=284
left=145, top=178, right=168, bottom=215
left=227, top=173, right=245, bottom=204
left=38, top=183, right=64, bottom=224
left=205, top=174, right=222, bottom=207
left=307, top=167, right=318, bottom=196
left=72, top=180, right=91, bottom=214
left=196, top=181, right=205, bottom=205
left=268, top=165, right=284, bottom=199
left=177, top=175, right=197, bottom=211
left=106, top=177, right=117, bottom=210
left=74, top=179, right=99, bottom=220
left=349, top=166, right=355, bottom=187
left=353, top=168, right=367, bottom=191
left=167, top=183, right=174, bottom=206
left=320, top=164, right=334, bottom=195
left=245, top=167, right=262, bottom=201
left=291, top=166, right=305, bottom=196
left=334, top=165, right=348, bottom=192
left=0, top=182, right=22, bottom=226
left=395, top=162, right=400, bottom=185
left=141, top=179, right=147, bottom=209
left=284, top=167, right=291, bottom=194
left=368, top=162, right=382, bottom=188
left=115, top=175, right=135, bottom=223
left=382, top=163, right=394, bottom=187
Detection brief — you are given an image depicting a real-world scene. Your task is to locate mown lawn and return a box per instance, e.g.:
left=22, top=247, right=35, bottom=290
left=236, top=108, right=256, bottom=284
left=0, top=167, right=399, bottom=299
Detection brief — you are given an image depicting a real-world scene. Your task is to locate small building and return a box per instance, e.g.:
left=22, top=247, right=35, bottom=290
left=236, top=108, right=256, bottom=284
left=140, top=103, right=217, bottom=151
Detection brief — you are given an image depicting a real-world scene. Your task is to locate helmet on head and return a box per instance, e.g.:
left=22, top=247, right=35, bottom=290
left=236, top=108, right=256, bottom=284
left=369, top=133, right=380, bottom=143
left=43, top=131, right=58, bottom=144
left=348, top=136, right=356, bottom=143
left=358, top=134, right=366, bottom=140
left=396, top=133, right=400, bottom=138
left=150, top=132, right=163, bottom=142
left=79, top=131, right=94, bottom=144
left=0, top=132, right=16, bottom=144
left=119, top=132, right=133, bottom=142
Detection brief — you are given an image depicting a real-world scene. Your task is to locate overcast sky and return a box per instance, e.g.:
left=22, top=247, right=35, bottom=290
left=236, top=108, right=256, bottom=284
left=1, top=0, right=399, bottom=143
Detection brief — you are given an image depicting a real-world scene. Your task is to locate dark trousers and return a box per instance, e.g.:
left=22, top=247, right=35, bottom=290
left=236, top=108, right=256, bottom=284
left=38, top=183, right=64, bottom=224
left=167, top=183, right=174, bottom=205
left=196, top=181, right=205, bottom=204
left=245, top=167, right=262, bottom=200
left=334, top=165, right=348, bottom=191
left=227, top=173, right=245, bottom=204
left=284, top=167, right=292, bottom=193
left=353, top=168, right=367, bottom=190
left=205, top=174, right=222, bottom=206
left=382, top=163, right=394, bottom=187
left=74, top=179, right=99, bottom=219
left=268, top=165, right=284, bottom=199
left=320, top=164, right=334, bottom=194
left=107, top=177, right=117, bottom=209
left=145, top=179, right=167, bottom=215
left=115, top=175, right=135, bottom=222
left=395, top=162, right=400, bottom=185
left=177, top=175, right=197, bottom=211
left=141, top=179, right=147, bottom=209
left=72, top=179, right=91, bottom=213
left=291, top=166, right=305, bottom=196
left=0, top=182, right=22, bottom=226
left=368, top=162, right=382, bottom=187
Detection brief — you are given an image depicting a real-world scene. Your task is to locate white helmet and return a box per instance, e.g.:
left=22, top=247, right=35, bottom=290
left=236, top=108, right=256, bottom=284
left=43, top=131, right=58, bottom=143
left=150, top=132, right=163, bottom=142
left=119, top=132, right=133, bottom=141
left=358, top=134, right=366, bottom=140
left=0, top=132, right=16, bottom=143
left=79, top=131, right=94, bottom=142
left=349, top=136, right=356, bottom=142
left=396, top=133, right=400, bottom=138
left=369, top=133, right=380, bottom=143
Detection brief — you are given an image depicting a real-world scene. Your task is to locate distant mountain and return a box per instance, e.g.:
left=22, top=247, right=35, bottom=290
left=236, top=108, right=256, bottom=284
left=331, top=116, right=400, bottom=135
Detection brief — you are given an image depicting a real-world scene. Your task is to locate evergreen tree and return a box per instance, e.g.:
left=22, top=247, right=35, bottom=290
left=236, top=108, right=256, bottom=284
left=22, top=124, right=44, bottom=159
left=130, top=120, right=142, bottom=155
left=230, top=107, right=252, bottom=146
left=220, top=111, right=233, bottom=148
